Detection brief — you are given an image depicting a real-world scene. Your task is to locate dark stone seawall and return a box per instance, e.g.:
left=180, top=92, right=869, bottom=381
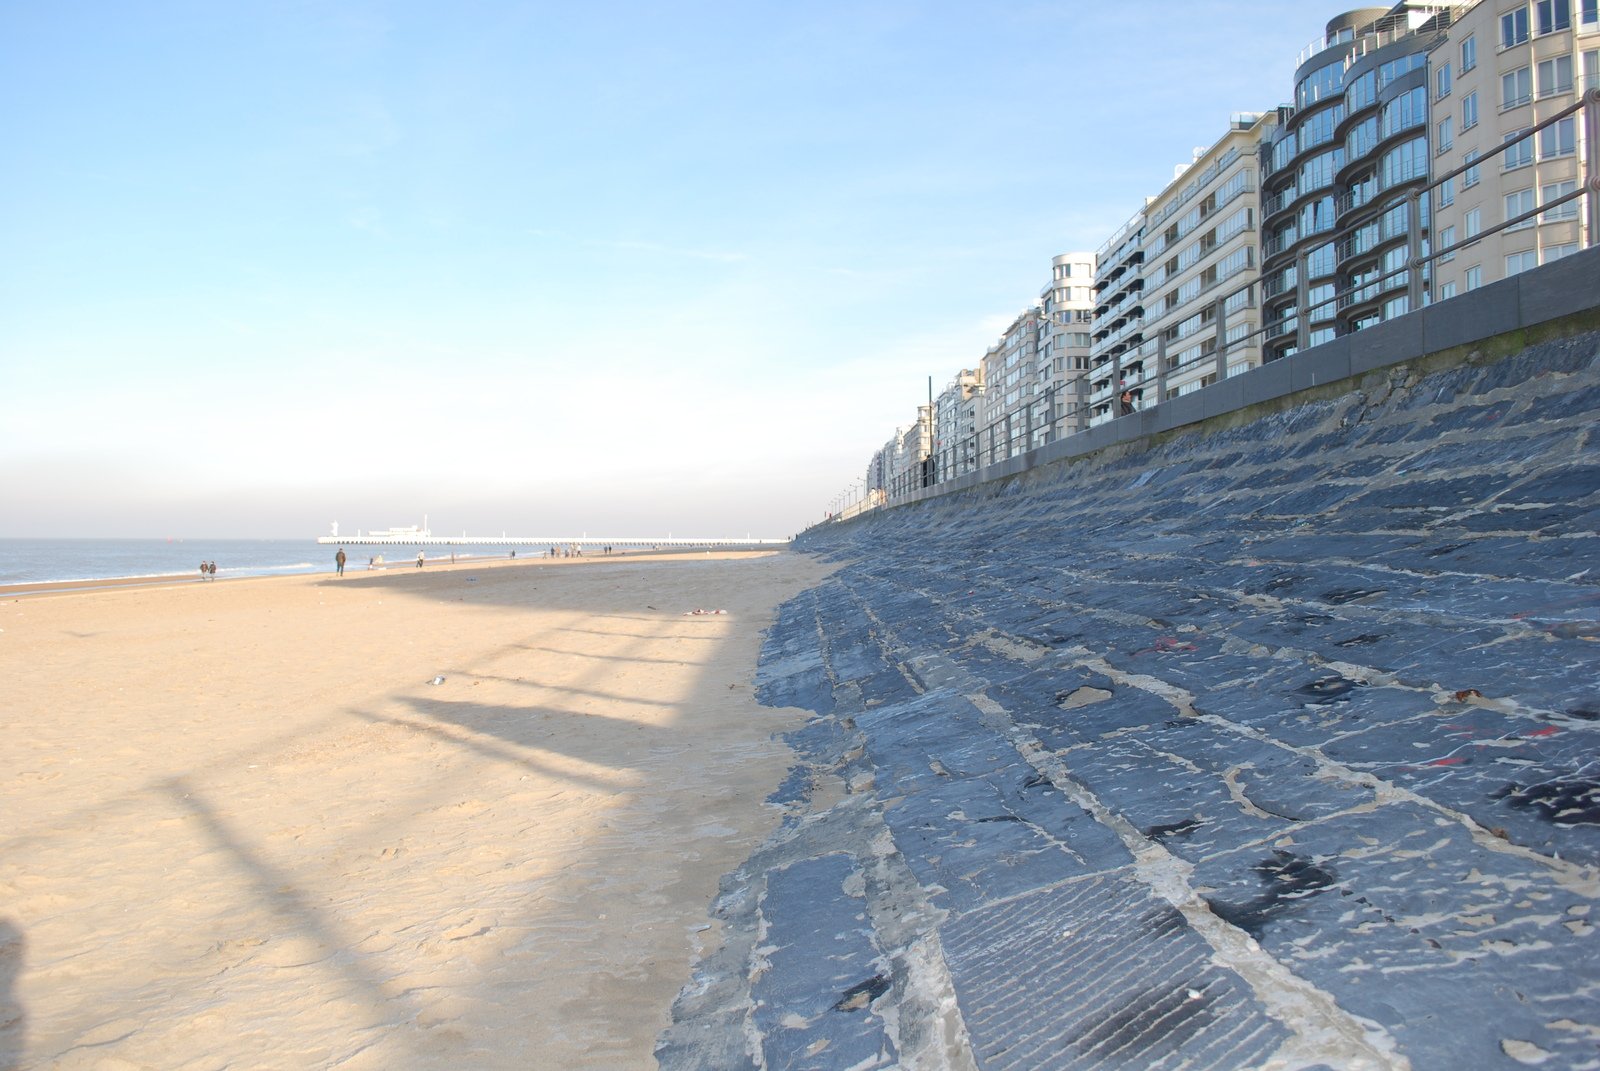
left=659, top=321, right=1600, bottom=1071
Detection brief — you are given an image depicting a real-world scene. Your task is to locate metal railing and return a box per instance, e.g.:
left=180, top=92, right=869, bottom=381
left=1224, top=88, right=1599, bottom=369
left=841, top=89, right=1598, bottom=518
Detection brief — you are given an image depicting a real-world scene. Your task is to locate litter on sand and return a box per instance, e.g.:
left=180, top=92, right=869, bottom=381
left=682, top=609, right=728, bottom=616
left=428, top=676, right=446, bottom=685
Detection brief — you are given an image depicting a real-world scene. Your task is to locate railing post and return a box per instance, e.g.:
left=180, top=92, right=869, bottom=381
left=1295, top=249, right=1311, bottom=353
left=1406, top=188, right=1424, bottom=312
left=1213, top=295, right=1229, bottom=384
left=1156, top=334, right=1169, bottom=400
left=1585, top=89, right=1600, bottom=249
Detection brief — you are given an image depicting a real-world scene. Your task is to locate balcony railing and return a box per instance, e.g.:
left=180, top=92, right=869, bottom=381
left=859, top=89, right=1597, bottom=512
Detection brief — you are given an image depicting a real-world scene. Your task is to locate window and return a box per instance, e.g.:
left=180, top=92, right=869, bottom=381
left=1437, top=115, right=1454, bottom=152
left=1544, top=179, right=1579, bottom=220
left=1504, top=130, right=1534, bottom=170
left=1436, top=61, right=1452, bottom=99
left=1298, top=107, right=1343, bottom=151
left=1535, top=0, right=1571, bottom=33
left=1546, top=242, right=1579, bottom=262
left=1439, top=281, right=1458, bottom=299
left=1502, top=6, right=1530, bottom=46
left=1506, top=250, right=1539, bottom=275
left=1346, top=70, right=1378, bottom=111
left=1347, top=115, right=1380, bottom=158
left=1589, top=50, right=1600, bottom=89
left=1537, top=56, right=1573, bottom=97
left=1461, top=92, right=1478, bottom=131
left=1382, top=295, right=1412, bottom=319
left=1306, top=242, right=1336, bottom=278
left=1379, top=200, right=1419, bottom=243
left=1585, top=0, right=1599, bottom=23
left=1380, top=137, right=1427, bottom=188
left=1298, top=149, right=1342, bottom=192
left=1377, top=54, right=1427, bottom=92
left=1502, top=67, right=1532, bottom=109
left=1439, top=225, right=1457, bottom=261
left=1466, top=266, right=1483, bottom=290
left=1462, top=34, right=1478, bottom=72
left=1438, top=176, right=1455, bottom=206
left=1466, top=208, right=1483, bottom=239
left=1381, top=87, right=1427, bottom=138
left=1505, top=187, right=1537, bottom=230
left=1464, top=150, right=1481, bottom=188
left=1300, top=194, right=1337, bottom=236
left=1540, top=116, right=1576, bottom=158
left=1297, top=59, right=1344, bottom=108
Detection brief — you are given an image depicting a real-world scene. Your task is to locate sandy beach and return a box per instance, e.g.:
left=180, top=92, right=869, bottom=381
left=0, top=550, right=830, bottom=1071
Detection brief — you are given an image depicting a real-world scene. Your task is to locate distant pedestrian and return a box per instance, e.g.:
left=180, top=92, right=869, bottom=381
left=199, top=561, right=207, bottom=582
left=416, top=551, right=425, bottom=568
left=207, top=561, right=217, bottom=580
left=1119, top=389, right=1135, bottom=417
left=335, top=548, right=346, bottom=576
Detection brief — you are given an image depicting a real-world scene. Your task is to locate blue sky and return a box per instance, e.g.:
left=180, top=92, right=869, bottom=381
left=0, top=1, right=1317, bottom=539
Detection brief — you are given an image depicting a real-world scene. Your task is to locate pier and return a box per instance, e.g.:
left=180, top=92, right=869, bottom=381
left=314, top=533, right=788, bottom=549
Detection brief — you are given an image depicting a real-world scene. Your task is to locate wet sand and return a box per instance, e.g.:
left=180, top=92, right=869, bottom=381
left=0, top=550, right=830, bottom=1070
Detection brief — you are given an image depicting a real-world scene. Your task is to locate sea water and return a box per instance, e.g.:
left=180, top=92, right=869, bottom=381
left=0, top=538, right=518, bottom=588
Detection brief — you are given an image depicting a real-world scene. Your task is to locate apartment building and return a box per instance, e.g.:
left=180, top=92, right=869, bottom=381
left=868, top=414, right=934, bottom=503
left=1139, top=113, right=1277, bottom=402
left=919, top=255, right=1095, bottom=483
left=864, top=442, right=891, bottom=504
left=1087, top=212, right=1148, bottom=424
left=1430, top=0, right=1598, bottom=299
left=1260, top=3, right=1467, bottom=362
left=1037, top=253, right=1097, bottom=435
left=931, top=368, right=983, bottom=484
left=975, top=309, right=1047, bottom=467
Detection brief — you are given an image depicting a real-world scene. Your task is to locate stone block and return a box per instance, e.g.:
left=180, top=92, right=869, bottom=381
left=1519, top=245, right=1600, bottom=326
left=1134, top=407, right=1161, bottom=439
left=1075, top=422, right=1113, bottom=454
left=1289, top=336, right=1352, bottom=392
left=1421, top=275, right=1521, bottom=353
left=1349, top=310, right=1424, bottom=375
left=1238, top=357, right=1294, bottom=407
left=1160, top=392, right=1207, bottom=433
left=1202, top=375, right=1247, bottom=420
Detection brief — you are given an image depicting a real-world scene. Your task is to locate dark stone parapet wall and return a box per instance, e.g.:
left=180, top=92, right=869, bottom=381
left=659, top=264, right=1600, bottom=1070
left=887, top=245, right=1600, bottom=513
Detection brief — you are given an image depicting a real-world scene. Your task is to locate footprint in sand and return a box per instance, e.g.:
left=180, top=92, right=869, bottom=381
left=442, top=919, right=492, bottom=942
left=256, top=936, right=333, bottom=968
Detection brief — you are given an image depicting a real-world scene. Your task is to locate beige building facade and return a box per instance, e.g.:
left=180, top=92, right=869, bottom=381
left=972, top=253, right=1096, bottom=468
left=1141, top=113, right=1278, bottom=404
left=976, top=309, right=1048, bottom=467
left=1039, top=253, right=1098, bottom=436
left=1431, top=0, right=1599, bottom=298
left=931, top=368, right=983, bottom=484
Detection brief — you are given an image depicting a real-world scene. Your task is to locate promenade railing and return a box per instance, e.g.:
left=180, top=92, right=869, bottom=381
left=842, top=88, right=1600, bottom=517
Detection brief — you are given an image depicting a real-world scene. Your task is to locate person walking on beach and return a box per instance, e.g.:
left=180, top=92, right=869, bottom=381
left=207, top=561, right=217, bottom=580
left=335, top=548, right=346, bottom=576
left=199, top=561, right=207, bottom=582
left=416, top=551, right=425, bottom=568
